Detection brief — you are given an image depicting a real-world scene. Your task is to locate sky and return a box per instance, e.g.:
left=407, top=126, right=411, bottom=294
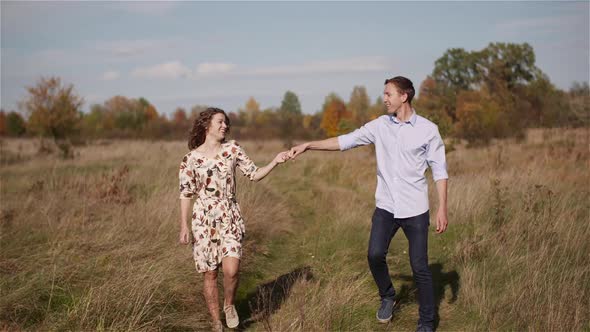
left=1, top=1, right=589, bottom=116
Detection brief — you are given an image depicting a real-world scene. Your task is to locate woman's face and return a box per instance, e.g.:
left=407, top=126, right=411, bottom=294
left=206, top=113, right=228, bottom=141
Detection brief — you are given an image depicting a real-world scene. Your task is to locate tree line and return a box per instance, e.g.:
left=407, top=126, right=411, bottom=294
left=1, top=42, right=588, bottom=148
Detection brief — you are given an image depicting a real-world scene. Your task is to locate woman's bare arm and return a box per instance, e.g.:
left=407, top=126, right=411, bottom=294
left=179, top=198, right=192, bottom=244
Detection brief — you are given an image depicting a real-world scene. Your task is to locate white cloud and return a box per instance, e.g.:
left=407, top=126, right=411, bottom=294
left=192, top=56, right=392, bottom=78
left=495, top=14, right=587, bottom=36
left=105, top=2, right=177, bottom=16
left=101, top=70, right=120, bottom=81
left=132, top=61, right=192, bottom=79
left=196, top=62, right=237, bottom=75
left=242, top=56, right=392, bottom=76
left=94, top=39, right=171, bottom=57
left=128, top=56, right=390, bottom=81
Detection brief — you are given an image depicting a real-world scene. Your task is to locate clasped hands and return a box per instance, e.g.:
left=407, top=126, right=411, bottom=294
left=273, top=143, right=309, bottom=164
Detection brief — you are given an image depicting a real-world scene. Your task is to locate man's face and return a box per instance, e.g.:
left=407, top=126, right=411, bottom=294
left=207, top=113, right=228, bottom=140
left=383, top=83, right=407, bottom=114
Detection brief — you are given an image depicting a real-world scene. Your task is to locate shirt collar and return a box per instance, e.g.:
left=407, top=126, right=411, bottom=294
left=390, top=109, right=417, bottom=126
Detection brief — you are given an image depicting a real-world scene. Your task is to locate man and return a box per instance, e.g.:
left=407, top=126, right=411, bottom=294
left=288, top=76, right=448, bottom=332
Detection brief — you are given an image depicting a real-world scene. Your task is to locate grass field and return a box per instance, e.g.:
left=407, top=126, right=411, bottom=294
left=1, top=128, right=589, bottom=331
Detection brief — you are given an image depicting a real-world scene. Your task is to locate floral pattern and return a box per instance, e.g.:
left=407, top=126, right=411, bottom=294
left=179, top=140, right=259, bottom=273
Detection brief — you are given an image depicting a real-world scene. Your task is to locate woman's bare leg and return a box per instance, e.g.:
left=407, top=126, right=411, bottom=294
left=221, top=257, right=240, bottom=306
left=203, top=270, right=220, bottom=321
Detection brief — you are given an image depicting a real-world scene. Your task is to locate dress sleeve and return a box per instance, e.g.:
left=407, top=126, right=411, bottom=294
left=179, top=154, right=196, bottom=199
left=233, top=141, right=259, bottom=181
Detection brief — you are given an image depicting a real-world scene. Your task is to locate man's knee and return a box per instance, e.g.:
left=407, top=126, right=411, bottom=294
left=410, top=258, right=431, bottom=281
left=368, top=250, right=385, bottom=266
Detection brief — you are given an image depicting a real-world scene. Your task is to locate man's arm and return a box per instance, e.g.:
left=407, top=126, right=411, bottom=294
left=435, top=179, right=448, bottom=234
left=288, top=137, right=340, bottom=159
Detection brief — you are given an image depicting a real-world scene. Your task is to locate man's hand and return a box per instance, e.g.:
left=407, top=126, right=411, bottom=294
left=435, top=208, right=448, bottom=234
left=288, top=143, right=309, bottom=160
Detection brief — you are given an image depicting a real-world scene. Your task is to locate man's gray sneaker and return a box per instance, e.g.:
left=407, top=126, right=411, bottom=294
left=376, top=298, right=396, bottom=323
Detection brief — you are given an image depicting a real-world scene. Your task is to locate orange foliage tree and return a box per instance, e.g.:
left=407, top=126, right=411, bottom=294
left=21, top=77, right=83, bottom=139
left=320, top=93, right=350, bottom=137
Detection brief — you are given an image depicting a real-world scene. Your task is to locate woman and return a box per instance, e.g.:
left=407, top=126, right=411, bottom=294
left=178, top=107, right=288, bottom=331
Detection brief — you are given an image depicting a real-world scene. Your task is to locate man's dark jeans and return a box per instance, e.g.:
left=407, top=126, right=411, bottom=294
left=368, top=207, right=435, bottom=327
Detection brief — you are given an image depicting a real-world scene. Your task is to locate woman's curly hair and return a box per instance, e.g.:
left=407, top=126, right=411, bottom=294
left=188, top=107, right=231, bottom=150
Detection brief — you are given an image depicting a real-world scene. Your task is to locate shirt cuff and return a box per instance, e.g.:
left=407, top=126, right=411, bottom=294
left=432, top=170, right=449, bottom=182
left=338, top=135, right=353, bottom=151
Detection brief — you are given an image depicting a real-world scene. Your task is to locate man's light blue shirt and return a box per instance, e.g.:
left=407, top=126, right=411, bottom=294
left=338, top=111, right=448, bottom=218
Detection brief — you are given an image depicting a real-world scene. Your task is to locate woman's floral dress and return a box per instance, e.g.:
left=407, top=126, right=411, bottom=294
left=179, top=140, right=258, bottom=273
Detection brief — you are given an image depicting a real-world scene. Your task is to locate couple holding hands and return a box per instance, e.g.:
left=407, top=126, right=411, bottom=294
left=178, top=76, right=448, bottom=332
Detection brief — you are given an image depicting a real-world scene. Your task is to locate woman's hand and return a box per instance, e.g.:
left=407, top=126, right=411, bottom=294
left=179, top=226, right=190, bottom=244
left=273, top=151, right=290, bottom=164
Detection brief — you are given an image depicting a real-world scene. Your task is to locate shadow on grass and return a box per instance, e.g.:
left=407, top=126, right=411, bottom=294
left=236, top=266, right=313, bottom=330
left=391, top=263, right=460, bottom=330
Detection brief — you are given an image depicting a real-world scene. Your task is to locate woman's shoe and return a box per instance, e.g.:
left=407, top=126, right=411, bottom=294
left=224, top=304, right=239, bottom=329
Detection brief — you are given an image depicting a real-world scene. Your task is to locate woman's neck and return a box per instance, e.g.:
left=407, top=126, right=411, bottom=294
left=199, top=137, right=222, bottom=151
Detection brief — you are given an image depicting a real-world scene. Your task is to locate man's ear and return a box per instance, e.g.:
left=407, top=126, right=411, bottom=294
left=401, top=93, right=409, bottom=103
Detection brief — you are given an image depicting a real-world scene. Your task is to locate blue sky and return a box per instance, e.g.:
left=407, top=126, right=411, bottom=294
left=2, top=1, right=589, bottom=116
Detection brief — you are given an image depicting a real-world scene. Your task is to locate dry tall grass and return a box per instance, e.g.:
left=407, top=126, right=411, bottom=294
left=1, top=128, right=588, bottom=331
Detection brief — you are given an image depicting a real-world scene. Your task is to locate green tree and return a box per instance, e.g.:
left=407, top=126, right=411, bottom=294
left=0, top=110, right=26, bottom=136
left=433, top=48, right=480, bottom=91
left=478, top=42, right=538, bottom=92
left=280, top=91, right=302, bottom=115
left=81, top=104, right=108, bottom=137
left=431, top=43, right=541, bottom=123
left=279, top=91, right=303, bottom=146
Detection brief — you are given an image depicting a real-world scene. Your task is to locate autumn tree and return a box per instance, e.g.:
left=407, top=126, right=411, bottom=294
left=368, top=96, right=385, bottom=121
left=259, top=107, right=281, bottom=139
left=173, top=107, right=188, bottom=125
left=167, top=107, right=189, bottom=138
left=414, top=77, right=453, bottom=137
left=240, top=97, right=261, bottom=127
left=348, top=86, right=371, bottom=126
left=320, top=93, right=350, bottom=137
left=21, top=77, right=83, bottom=140
left=454, top=85, right=524, bottom=145
left=568, top=81, right=590, bottom=127
left=0, top=111, right=5, bottom=136
left=139, top=97, right=159, bottom=122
